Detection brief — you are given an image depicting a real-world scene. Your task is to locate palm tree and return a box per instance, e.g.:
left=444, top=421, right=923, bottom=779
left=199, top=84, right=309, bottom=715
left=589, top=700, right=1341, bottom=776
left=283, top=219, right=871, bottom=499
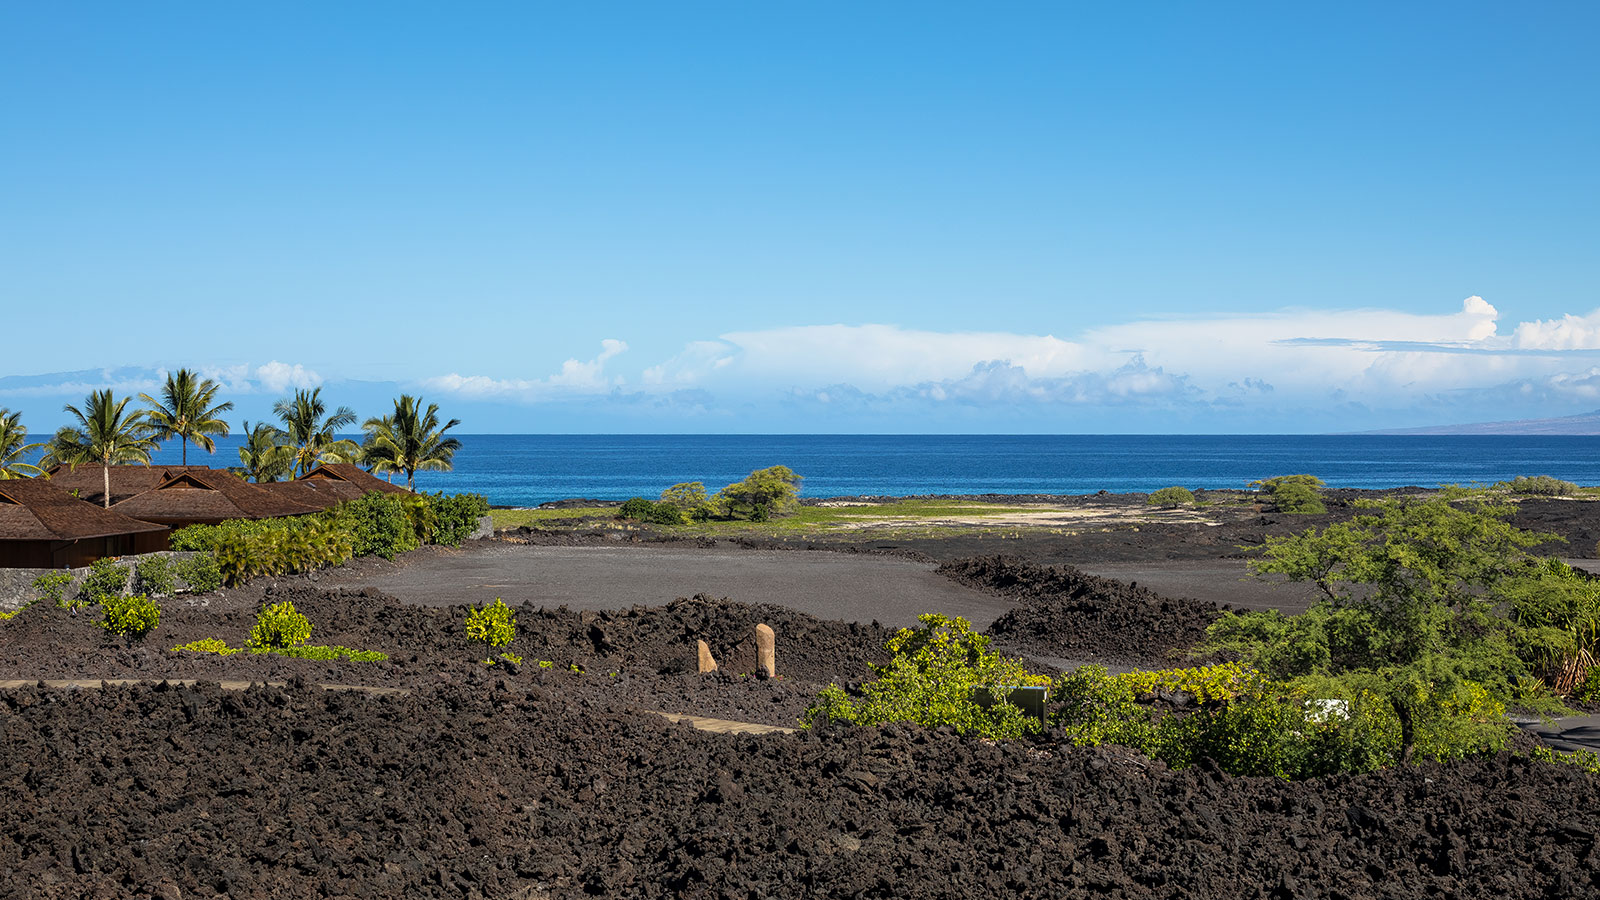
left=0, top=408, right=45, bottom=479
left=238, top=420, right=295, bottom=483
left=360, top=413, right=397, bottom=482
left=140, top=368, right=234, bottom=465
left=360, top=395, right=462, bottom=491
left=273, top=388, right=359, bottom=478
left=49, top=390, right=159, bottom=507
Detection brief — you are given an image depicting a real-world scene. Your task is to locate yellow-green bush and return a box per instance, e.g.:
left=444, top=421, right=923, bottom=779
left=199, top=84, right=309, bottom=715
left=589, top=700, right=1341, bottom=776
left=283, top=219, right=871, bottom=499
left=99, top=593, right=160, bottom=643
left=803, top=614, right=1050, bottom=739
left=248, top=601, right=312, bottom=650
left=465, top=598, right=517, bottom=662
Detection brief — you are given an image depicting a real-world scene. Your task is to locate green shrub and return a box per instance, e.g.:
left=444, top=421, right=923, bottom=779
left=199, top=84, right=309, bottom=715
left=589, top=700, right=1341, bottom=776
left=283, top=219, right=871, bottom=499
left=214, top=517, right=354, bottom=585
left=715, top=466, right=802, bottom=521
left=172, top=637, right=386, bottom=661
left=1147, top=486, right=1196, bottom=507
left=1576, top=666, right=1600, bottom=704
left=1531, top=746, right=1600, bottom=775
left=1504, top=475, right=1578, bottom=496
left=176, top=553, right=224, bottom=593
left=134, top=556, right=176, bottom=596
left=430, top=492, right=490, bottom=546
left=334, top=493, right=420, bottom=559
left=98, top=593, right=161, bottom=644
left=1250, top=474, right=1327, bottom=514
left=249, top=601, right=313, bottom=650
left=465, top=598, right=517, bottom=662
left=172, top=638, right=243, bottom=656
left=618, top=497, right=655, bottom=520
left=802, top=614, right=1049, bottom=739
left=645, top=502, right=685, bottom=525
left=270, top=644, right=389, bottom=662
left=32, top=572, right=74, bottom=608
left=80, top=557, right=130, bottom=605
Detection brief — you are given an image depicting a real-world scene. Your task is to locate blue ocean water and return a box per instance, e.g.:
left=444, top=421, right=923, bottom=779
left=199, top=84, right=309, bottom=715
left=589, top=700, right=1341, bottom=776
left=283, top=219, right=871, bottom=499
left=133, top=434, right=1600, bottom=507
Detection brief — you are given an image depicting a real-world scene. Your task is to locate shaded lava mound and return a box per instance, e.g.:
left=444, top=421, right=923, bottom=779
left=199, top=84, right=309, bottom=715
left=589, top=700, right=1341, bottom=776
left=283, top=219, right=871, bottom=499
left=0, top=585, right=893, bottom=727
left=939, top=556, right=1225, bottom=666
left=3, top=682, right=1597, bottom=900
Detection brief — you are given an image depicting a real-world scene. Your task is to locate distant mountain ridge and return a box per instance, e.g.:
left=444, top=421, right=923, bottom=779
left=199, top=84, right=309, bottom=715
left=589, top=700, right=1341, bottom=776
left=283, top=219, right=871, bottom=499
left=1364, top=410, right=1600, bottom=435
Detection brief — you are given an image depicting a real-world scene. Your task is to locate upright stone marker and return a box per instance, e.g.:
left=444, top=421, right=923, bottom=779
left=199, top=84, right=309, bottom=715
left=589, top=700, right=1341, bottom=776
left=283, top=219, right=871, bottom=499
left=755, top=623, right=776, bottom=678
left=697, top=639, right=718, bottom=673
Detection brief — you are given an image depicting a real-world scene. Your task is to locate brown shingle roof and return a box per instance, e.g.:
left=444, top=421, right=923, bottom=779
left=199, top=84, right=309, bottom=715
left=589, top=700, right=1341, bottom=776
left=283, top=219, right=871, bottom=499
left=258, top=480, right=357, bottom=510
left=0, top=478, right=169, bottom=541
left=44, top=463, right=220, bottom=506
left=112, top=469, right=321, bottom=524
left=301, top=463, right=411, bottom=495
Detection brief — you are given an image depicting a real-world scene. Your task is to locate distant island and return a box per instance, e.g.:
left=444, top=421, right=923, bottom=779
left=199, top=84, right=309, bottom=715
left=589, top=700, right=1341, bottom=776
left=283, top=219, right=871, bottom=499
left=1364, top=409, right=1600, bottom=435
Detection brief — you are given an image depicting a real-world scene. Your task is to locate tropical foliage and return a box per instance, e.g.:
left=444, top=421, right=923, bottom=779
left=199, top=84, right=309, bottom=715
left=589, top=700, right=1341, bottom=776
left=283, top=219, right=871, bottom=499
left=360, top=395, right=462, bottom=490
left=0, top=408, right=45, bottom=479
left=139, top=368, right=233, bottom=465
left=237, top=419, right=295, bottom=483
left=273, top=387, right=359, bottom=478
left=46, top=390, right=159, bottom=507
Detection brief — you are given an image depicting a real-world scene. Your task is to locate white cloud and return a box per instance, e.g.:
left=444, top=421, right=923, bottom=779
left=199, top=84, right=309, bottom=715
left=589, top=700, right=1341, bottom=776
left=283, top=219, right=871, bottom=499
left=424, top=340, right=629, bottom=399
left=1512, top=310, right=1600, bottom=350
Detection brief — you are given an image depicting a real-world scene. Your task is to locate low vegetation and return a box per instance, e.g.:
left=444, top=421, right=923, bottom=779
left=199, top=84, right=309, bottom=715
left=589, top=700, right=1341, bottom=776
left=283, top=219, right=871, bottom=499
left=172, top=600, right=388, bottom=662
left=170, top=489, right=489, bottom=587
left=1249, top=474, right=1327, bottom=514
left=464, top=597, right=519, bottom=664
left=98, top=593, right=161, bottom=645
left=804, top=614, right=1051, bottom=740
left=31, top=572, right=74, bottom=608
left=1146, top=485, right=1197, bottom=507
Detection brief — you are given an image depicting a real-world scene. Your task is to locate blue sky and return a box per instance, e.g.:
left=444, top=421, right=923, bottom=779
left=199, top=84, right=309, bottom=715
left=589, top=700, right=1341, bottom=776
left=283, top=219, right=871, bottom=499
left=3, top=3, right=1598, bottom=434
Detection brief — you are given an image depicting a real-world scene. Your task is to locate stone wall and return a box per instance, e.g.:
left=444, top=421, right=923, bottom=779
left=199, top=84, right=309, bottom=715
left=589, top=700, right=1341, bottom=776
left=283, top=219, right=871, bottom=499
left=0, top=551, right=206, bottom=612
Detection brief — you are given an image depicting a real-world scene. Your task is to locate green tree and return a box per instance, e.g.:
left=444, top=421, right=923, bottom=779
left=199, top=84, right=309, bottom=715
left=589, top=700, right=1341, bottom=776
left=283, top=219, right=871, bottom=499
left=359, top=413, right=396, bottom=482
left=273, top=388, right=359, bottom=478
left=48, top=390, right=159, bottom=507
left=359, top=395, right=462, bottom=490
left=1211, top=497, right=1554, bottom=762
left=237, top=420, right=295, bottom=483
left=139, top=368, right=234, bottom=465
left=715, top=465, right=802, bottom=521
left=1250, top=474, right=1327, bottom=514
left=0, top=408, right=45, bottom=479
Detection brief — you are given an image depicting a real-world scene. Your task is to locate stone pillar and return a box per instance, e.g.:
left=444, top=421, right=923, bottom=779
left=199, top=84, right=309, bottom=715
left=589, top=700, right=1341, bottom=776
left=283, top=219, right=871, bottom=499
left=755, top=623, right=775, bottom=678
left=697, top=639, right=718, bottom=674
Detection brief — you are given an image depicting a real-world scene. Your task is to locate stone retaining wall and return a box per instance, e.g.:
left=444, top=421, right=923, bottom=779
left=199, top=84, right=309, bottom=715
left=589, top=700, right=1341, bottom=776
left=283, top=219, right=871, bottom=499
left=0, top=551, right=206, bottom=612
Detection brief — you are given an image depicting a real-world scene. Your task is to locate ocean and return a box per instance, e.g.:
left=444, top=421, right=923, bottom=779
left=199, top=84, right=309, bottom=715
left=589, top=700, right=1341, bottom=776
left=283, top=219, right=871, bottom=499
left=131, top=434, right=1600, bottom=508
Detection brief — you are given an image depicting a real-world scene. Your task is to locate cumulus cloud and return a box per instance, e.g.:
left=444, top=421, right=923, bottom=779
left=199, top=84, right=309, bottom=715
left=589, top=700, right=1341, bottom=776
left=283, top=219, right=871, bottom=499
left=1512, top=310, right=1600, bottom=350
left=424, top=340, right=629, bottom=399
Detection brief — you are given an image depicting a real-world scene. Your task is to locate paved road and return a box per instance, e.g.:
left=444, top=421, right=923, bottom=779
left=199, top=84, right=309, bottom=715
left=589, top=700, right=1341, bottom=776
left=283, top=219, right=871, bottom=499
left=1074, top=560, right=1325, bottom=612
left=329, top=543, right=1020, bottom=630
left=1516, top=716, right=1600, bottom=753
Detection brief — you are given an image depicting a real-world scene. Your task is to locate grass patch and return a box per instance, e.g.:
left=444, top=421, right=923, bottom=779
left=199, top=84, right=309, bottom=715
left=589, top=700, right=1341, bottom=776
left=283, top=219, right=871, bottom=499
left=490, top=507, right=617, bottom=528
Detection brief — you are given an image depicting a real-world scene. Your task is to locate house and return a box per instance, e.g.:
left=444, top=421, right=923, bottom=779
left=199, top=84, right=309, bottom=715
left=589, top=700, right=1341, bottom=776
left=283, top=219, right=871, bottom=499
left=259, top=463, right=411, bottom=510
left=110, top=468, right=321, bottom=529
left=43, top=463, right=217, bottom=507
left=0, top=478, right=170, bottom=569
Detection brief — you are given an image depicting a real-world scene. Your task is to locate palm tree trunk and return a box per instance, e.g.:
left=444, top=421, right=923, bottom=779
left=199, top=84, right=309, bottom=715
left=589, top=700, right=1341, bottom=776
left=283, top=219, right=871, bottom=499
left=102, top=463, right=111, bottom=509
left=181, top=436, right=188, bottom=466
